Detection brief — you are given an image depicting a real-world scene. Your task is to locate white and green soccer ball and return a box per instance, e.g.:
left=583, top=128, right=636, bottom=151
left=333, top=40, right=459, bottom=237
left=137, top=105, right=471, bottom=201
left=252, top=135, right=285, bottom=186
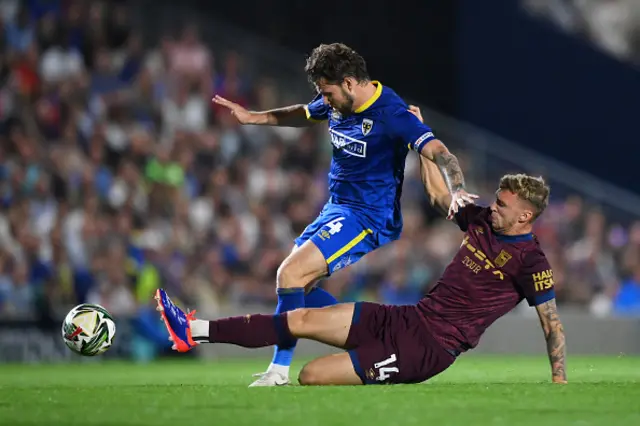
left=62, top=304, right=116, bottom=356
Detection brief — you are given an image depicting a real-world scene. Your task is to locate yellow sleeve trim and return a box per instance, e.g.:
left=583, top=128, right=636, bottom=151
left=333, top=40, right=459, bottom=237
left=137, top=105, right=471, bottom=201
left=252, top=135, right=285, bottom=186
left=304, top=104, right=325, bottom=123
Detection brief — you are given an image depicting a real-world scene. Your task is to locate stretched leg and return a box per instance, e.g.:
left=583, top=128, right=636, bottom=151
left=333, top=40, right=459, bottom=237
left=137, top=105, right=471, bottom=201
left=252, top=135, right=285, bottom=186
left=193, top=303, right=357, bottom=349
left=157, top=291, right=397, bottom=386
left=157, top=285, right=356, bottom=351
left=285, top=303, right=355, bottom=346
left=298, top=353, right=362, bottom=386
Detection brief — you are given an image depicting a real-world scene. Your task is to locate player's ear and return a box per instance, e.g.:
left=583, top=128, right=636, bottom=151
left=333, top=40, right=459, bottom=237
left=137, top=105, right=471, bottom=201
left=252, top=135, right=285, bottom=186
left=519, top=210, right=533, bottom=224
left=343, top=77, right=356, bottom=92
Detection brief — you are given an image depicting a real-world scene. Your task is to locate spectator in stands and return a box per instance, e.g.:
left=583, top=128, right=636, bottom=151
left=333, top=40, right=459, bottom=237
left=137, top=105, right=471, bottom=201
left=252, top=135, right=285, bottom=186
left=1, top=0, right=639, bottom=339
left=613, top=265, right=640, bottom=316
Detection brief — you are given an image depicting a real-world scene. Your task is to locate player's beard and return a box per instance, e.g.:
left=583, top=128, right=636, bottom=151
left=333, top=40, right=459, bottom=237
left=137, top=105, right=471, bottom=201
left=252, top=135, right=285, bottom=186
left=492, top=215, right=515, bottom=235
left=491, top=212, right=503, bottom=233
left=336, top=88, right=355, bottom=115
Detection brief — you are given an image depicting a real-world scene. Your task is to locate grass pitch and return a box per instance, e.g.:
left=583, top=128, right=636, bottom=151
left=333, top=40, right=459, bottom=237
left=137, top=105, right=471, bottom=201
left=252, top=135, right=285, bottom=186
left=0, top=355, right=638, bottom=426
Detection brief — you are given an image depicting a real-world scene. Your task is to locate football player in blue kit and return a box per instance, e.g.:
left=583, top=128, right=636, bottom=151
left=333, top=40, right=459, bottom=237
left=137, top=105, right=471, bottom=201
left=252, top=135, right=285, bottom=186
left=212, top=43, right=477, bottom=386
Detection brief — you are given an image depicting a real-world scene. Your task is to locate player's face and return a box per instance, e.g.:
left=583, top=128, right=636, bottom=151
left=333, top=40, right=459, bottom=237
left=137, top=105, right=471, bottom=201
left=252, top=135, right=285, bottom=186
left=490, top=190, right=527, bottom=233
left=315, top=79, right=355, bottom=115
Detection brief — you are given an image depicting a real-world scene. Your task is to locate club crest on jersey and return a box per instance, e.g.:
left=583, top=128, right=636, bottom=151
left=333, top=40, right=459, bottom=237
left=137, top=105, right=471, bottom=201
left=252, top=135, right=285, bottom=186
left=494, top=250, right=512, bottom=268
left=361, top=118, right=373, bottom=136
left=331, top=109, right=342, bottom=121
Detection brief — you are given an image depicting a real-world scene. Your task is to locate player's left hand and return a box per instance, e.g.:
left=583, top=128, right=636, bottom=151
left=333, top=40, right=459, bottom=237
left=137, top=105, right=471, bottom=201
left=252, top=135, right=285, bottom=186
left=447, top=189, right=479, bottom=220
left=212, top=95, right=254, bottom=124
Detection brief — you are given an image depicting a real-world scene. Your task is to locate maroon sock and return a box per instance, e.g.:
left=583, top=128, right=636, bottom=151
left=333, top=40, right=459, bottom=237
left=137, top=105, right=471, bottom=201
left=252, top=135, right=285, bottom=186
left=208, top=313, right=295, bottom=348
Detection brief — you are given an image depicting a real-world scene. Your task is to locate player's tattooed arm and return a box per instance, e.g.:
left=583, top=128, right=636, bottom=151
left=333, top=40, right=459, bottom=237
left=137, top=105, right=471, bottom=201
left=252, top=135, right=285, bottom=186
left=419, top=155, right=451, bottom=216
left=212, top=96, right=312, bottom=127
left=535, top=299, right=567, bottom=384
left=421, top=140, right=477, bottom=219
left=407, top=105, right=477, bottom=219
left=425, top=141, right=466, bottom=193
left=407, top=107, right=465, bottom=191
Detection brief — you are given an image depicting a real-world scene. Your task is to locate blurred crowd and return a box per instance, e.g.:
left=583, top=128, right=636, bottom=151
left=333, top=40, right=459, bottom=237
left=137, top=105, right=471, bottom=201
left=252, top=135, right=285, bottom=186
left=1, top=0, right=639, bottom=332
left=523, top=0, right=640, bottom=65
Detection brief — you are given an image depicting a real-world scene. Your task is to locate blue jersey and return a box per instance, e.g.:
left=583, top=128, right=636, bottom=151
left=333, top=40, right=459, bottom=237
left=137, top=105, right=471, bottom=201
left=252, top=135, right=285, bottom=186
left=304, top=81, right=436, bottom=241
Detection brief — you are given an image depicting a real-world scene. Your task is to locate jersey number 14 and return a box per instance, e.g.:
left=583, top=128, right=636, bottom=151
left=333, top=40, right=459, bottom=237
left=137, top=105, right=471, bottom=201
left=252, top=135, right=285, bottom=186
left=374, top=354, right=399, bottom=382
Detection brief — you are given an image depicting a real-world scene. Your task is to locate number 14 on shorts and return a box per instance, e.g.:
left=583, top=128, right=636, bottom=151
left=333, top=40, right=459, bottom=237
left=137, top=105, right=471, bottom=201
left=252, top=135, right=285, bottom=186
left=374, top=354, right=399, bottom=382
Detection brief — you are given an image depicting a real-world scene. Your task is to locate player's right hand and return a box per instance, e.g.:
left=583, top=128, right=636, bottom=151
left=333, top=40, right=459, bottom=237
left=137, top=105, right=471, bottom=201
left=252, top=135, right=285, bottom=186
left=408, top=105, right=423, bottom=123
left=447, top=189, right=479, bottom=220
left=212, top=95, right=254, bottom=124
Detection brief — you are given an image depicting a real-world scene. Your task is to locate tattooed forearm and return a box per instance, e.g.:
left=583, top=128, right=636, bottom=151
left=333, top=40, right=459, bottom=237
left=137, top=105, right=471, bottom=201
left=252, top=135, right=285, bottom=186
left=546, top=322, right=566, bottom=382
left=536, top=300, right=567, bottom=383
left=433, top=150, right=465, bottom=193
left=419, top=155, right=451, bottom=216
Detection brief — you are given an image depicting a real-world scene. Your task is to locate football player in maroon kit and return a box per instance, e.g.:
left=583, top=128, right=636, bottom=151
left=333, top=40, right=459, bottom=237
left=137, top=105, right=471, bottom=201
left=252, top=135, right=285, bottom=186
left=155, top=109, right=566, bottom=386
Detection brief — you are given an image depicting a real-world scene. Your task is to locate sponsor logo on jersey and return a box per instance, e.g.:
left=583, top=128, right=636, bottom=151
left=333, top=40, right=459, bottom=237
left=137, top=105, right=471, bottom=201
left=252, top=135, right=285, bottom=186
left=329, top=129, right=367, bottom=158
left=460, top=235, right=505, bottom=280
left=533, top=269, right=554, bottom=291
left=361, top=118, right=373, bottom=136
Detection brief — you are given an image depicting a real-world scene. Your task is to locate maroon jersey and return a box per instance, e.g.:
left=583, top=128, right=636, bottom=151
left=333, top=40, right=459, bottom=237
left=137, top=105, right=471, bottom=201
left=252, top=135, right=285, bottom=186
left=418, top=205, right=555, bottom=354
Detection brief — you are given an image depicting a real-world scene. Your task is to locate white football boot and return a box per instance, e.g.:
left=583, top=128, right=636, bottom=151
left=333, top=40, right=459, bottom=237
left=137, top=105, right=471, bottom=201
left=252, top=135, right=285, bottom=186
left=248, top=371, right=290, bottom=387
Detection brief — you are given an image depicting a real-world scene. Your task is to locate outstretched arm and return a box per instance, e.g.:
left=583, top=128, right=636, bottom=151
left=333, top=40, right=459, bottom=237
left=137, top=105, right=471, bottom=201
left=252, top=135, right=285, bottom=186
left=535, top=299, right=567, bottom=384
left=213, top=96, right=312, bottom=127
left=408, top=106, right=476, bottom=219
left=419, top=155, right=451, bottom=216
left=420, top=139, right=466, bottom=195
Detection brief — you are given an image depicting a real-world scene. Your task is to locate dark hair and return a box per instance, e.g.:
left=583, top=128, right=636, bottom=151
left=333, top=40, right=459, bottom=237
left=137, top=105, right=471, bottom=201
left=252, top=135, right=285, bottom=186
left=304, top=43, right=369, bottom=85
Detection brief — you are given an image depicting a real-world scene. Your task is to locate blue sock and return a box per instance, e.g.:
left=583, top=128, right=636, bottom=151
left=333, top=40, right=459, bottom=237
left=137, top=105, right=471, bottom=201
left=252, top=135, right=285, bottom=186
left=304, top=287, right=338, bottom=308
left=271, top=287, right=305, bottom=368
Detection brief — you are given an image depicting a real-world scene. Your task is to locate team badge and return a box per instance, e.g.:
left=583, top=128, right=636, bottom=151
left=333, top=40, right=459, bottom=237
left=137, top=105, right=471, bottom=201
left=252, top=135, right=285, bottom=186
left=331, top=109, right=342, bottom=120
left=361, top=118, right=373, bottom=136
left=494, top=250, right=512, bottom=268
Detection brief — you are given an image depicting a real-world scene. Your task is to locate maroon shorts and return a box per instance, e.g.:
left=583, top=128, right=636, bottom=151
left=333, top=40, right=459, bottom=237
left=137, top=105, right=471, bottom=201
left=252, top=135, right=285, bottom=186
left=345, top=302, right=456, bottom=385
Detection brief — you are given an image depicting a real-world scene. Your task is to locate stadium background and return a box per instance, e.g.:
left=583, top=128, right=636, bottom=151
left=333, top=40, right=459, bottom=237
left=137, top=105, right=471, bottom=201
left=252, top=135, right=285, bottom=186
left=1, top=0, right=640, bottom=364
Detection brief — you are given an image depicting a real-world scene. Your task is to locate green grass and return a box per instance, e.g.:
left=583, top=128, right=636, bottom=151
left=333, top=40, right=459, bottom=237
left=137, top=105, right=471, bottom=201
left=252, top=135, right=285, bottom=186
left=1, top=355, right=639, bottom=426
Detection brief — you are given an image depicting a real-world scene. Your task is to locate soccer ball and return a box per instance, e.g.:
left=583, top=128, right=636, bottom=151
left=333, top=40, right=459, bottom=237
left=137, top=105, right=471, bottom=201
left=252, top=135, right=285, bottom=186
left=62, top=304, right=116, bottom=356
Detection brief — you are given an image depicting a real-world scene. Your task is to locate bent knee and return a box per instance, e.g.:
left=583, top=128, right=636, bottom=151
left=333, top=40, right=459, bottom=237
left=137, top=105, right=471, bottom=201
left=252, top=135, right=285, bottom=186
left=276, top=261, right=300, bottom=289
left=276, top=245, right=328, bottom=289
left=298, top=364, right=324, bottom=386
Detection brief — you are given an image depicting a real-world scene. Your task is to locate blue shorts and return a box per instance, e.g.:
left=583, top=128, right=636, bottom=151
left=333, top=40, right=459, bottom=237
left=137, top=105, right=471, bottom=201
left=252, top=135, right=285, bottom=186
left=294, top=204, right=381, bottom=275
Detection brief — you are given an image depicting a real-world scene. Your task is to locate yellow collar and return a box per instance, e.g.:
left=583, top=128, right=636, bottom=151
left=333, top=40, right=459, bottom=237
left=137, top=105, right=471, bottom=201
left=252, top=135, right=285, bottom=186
left=354, top=81, right=383, bottom=114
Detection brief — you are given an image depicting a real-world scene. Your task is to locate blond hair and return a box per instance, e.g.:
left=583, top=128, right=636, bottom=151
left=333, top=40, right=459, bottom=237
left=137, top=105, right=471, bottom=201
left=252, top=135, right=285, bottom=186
left=499, top=174, right=550, bottom=220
